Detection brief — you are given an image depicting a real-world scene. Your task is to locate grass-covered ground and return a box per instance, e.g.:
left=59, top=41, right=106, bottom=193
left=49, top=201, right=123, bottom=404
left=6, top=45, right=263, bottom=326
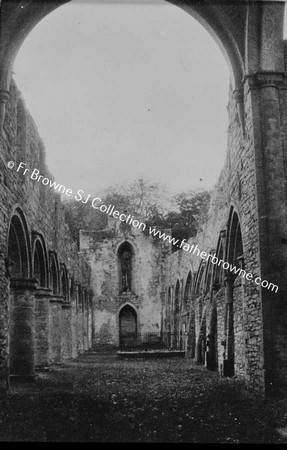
left=0, top=352, right=286, bottom=442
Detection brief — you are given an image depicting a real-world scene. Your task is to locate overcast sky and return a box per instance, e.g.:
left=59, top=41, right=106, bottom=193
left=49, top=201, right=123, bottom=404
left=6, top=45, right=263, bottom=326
left=13, top=0, right=231, bottom=197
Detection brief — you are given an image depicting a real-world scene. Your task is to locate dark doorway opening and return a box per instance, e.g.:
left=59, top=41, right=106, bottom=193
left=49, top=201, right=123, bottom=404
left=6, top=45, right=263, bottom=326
left=119, top=305, right=137, bottom=348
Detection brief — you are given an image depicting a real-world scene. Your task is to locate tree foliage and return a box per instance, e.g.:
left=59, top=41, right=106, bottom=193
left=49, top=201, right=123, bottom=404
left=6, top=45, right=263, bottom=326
left=63, top=198, right=107, bottom=244
left=63, top=178, right=210, bottom=250
left=103, top=178, right=171, bottom=221
left=151, top=190, right=211, bottom=246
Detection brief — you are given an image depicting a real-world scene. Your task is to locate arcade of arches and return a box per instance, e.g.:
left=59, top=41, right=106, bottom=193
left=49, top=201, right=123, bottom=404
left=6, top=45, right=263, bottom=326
left=1, top=0, right=287, bottom=397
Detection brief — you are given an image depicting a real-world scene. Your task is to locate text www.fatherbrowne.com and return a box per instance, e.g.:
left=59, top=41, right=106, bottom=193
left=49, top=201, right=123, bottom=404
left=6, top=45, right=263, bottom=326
left=10, top=161, right=278, bottom=293
left=148, top=228, right=278, bottom=293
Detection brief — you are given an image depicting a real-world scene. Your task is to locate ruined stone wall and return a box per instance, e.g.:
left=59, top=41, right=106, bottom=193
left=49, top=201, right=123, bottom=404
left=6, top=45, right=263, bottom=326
left=80, top=218, right=171, bottom=346
left=0, top=80, right=93, bottom=390
left=163, top=84, right=265, bottom=390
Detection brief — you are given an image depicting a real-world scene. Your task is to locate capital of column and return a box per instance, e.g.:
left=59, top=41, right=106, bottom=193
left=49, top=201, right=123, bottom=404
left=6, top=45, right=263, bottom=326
left=10, top=277, right=38, bottom=291
left=49, top=295, right=64, bottom=304
left=34, top=287, right=52, bottom=298
left=243, top=71, right=287, bottom=90
left=62, top=302, right=71, bottom=309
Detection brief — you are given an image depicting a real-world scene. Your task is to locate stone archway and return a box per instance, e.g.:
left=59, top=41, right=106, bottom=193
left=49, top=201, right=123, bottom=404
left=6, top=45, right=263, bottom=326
left=32, top=233, right=51, bottom=369
left=1, top=0, right=287, bottom=395
left=33, top=236, right=48, bottom=289
left=223, top=208, right=245, bottom=377
left=0, top=1, right=246, bottom=114
left=7, top=208, right=36, bottom=380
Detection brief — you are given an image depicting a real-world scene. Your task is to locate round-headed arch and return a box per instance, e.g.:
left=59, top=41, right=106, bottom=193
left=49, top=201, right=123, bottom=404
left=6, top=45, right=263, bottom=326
left=0, top=0, right=246, bottom=101
left=7, top=207, right=31, bottom=279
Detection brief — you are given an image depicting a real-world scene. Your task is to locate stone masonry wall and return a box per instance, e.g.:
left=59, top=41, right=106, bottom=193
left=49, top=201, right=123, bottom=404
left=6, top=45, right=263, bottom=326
left=0, top=80, right=93, bottom=391
left=162, top=83, right=265, bottom=391
left=80, top=217, right=171, bottom=346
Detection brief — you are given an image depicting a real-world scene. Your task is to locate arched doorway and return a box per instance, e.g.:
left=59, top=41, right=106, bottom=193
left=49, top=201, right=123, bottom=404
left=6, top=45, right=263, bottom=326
left=119, top=305, right=137, bottom=349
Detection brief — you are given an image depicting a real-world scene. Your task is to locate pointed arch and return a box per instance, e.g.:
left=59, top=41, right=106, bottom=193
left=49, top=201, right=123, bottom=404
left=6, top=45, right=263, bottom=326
left=193, top=260, right=206, bottom=297
left=226, top=208, right=244, bottom=271
left=7, top=208, right=31, bottom=279
left=213, top=231, right=226, bottom=291
left=117, top=240, right=135, bottom=294
left=32, top=232, right=48, bottom=288
left=119, top=303, right=138, bottom=348
left=222, top=207, right=245, bottom=377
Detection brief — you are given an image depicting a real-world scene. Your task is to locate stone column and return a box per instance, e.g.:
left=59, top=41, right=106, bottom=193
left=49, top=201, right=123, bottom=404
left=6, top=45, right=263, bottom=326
left=34, top=288, right=51, bottom=370
left=61, top=302, right=72, bottom=361
left=90, top=293, right=95, bottom=348
left=84, top=296, right=88, bottom=351
left=246, top=71, right=287, bottom=394
left=77, top=288, right=84, bottom=354
left=223, top=274, right=235, bottom=377
left=186, top=302, right=196, bottom=359
left=244, top=1, right=287, bottom=394
left=9, top=278, right=37, bottom=380
left=0, top=252, right=9, bottom=394
left=71, top=291, right=78, bottom=358
left=49, top=296, right=63, bottom=364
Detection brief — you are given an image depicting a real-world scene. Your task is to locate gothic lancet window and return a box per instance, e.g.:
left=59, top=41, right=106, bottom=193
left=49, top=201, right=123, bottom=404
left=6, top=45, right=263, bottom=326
left=118, top=242, right=133, bottom=294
